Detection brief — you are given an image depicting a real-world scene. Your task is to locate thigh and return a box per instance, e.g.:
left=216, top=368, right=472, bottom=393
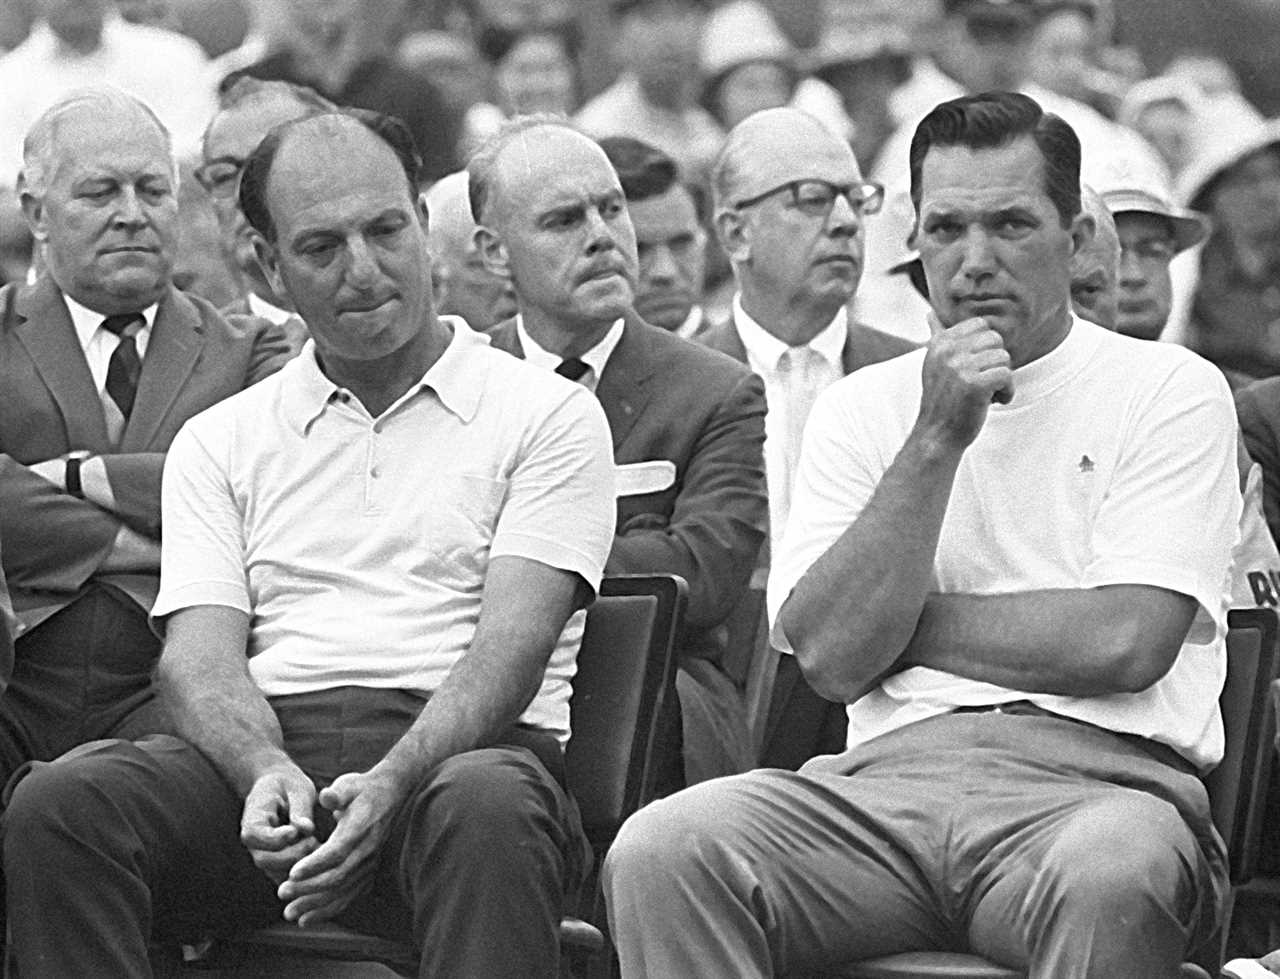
left=4, top=734, right=277, bottom=939
left=2, top=588, right=160, bottom=773
left=606, top=768, right=953, bottom=973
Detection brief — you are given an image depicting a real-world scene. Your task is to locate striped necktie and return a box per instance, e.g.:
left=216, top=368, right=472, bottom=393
left=100, top=313, right=145, bottom=442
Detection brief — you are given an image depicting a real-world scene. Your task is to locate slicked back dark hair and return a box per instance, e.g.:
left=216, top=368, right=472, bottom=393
left=597, top=135, right=708, bottom=222
left=239, top=109, right=423, bottom=244
left=908, top=91, right=1081, bottom=228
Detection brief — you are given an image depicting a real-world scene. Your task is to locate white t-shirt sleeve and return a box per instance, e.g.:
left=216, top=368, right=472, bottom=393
left=1081, top=356, right=1240, bottom=639
left=151, top=418, right=251, bottom=628
left=490, top=385, right=616, bottom=596
left=767, top=372, right=900, bottom=650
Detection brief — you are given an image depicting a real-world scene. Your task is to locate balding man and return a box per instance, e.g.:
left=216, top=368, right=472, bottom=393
left=476, top=116, right=769, bottom=786
left=0, top=88, right=290, bottom=790
left=197, top=76, right=333, bottom=344
left=4, top=109, right=614, bottom=979
left=697, top=107, right=915, bottom=767
left=1070, top=184, right=1121, bottom=330
left=422, top=170, right=517, bottom=331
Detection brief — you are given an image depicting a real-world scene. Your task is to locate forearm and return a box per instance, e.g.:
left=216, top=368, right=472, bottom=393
left=155, top=605, right=294, bottom=796
left=901, top=585, right=1196, bottom=696
left=372, top=556, right=583, bottom=794
left=780, top=429, right=963, bottom=702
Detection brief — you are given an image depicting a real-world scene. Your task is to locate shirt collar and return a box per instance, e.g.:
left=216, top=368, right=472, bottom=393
left=247, top=291, right=295, bottom=326
left=63, top=292, right=157, bottom=351
left=285, top=316, right=490, bottom=432
left=732, top=294, right=847, bottom=371
left=515, top=315, right=625, bottom=385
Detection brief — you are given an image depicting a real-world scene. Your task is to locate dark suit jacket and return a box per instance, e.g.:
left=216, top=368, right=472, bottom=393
left=0, top=276, right=294, bottom=645
left=489, top=313, right=768, bottom=781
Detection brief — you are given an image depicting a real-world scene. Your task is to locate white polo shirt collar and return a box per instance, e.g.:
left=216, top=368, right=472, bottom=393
left=285, top=315, right=488, bottom=433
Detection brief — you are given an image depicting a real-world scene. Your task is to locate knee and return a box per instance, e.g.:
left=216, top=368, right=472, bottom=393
left=604, top=780, right=746, bottom=899
left=416, top=746, right=563, bottom=842
left=1047, top=792, right=1198, bottom=910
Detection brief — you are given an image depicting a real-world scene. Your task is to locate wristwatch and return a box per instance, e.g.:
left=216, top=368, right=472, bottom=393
left=65, top=453, right=91, bottom=499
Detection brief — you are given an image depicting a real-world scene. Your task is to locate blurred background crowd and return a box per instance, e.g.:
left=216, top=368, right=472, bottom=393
left=8, top=0, right=1280, bottom=388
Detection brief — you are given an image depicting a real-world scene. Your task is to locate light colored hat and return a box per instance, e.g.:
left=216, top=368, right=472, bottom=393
left=806, top=1, right=912, bottom=77
left=1176, top=108, right=1280, bottom=212
left=1099, top=185, right=1210, bottom=253
left=699, top=0, right=793, bottom=79
left=1116, top=75, right=1203, bottom=132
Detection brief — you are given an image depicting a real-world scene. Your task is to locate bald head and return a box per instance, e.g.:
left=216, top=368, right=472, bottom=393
left=424, top=170, right=516, bottom=329
left=1070, top=184, right=1120, bottom=330
left=22, top=87, right=174, bottom=199
left=711, top=107, right=859, bottom=216
left=470, top=118, right=637, bottom=337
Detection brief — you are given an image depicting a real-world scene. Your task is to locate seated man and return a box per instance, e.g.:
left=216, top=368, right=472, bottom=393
left=421, top=170, right=517, bottom=332
left=1069, top=183, right=1120, bottom=330
left=597, top=136, right=709, bottom=339
left=604, top=92, right=1239, bottom=978
left=475, top=116, right=768, bottom=785
left=0, top=87, right=292, bottom=789
left=3, top=110, right=616, bottom=979
left=196, top=76, right=335, bottom=346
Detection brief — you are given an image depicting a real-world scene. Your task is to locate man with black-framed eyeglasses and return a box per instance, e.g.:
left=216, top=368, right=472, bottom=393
left=196, top=76, right=332, bottom=348
left=696, top=106, right=916, bottom=770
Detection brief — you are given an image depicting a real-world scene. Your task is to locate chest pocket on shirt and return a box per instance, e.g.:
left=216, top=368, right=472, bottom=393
left=402, top=473, right=509, bottom=586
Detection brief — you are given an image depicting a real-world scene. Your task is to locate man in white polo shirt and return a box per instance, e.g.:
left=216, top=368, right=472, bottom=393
left=3, top=110, right=616, bottom=979
left=604, top=92, right=1239, bottom=977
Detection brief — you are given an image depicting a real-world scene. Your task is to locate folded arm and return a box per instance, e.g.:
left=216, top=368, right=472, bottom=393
left=901, top=585, right=1196, bottom=696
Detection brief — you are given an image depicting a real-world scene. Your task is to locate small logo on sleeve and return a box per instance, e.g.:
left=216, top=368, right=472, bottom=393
left=1078, top=455, right=1094, bottom=474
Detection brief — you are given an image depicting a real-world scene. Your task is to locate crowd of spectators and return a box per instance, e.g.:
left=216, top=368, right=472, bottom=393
left=8, top=0, right=1280, bottom=975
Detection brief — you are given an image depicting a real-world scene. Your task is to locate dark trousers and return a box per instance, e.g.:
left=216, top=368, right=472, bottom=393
left=0, top=583, right=169, bottom=786
left=3, top=687, right=588, bottom=979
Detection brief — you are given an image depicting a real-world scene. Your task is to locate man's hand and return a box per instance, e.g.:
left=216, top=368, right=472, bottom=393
left=98, top=524, right=161, bottom=572
left=918, top=312, right=1014, bottom=450
left=240, top=766, right=319, bottom=887
left=277, top=768, right=408, bottom=926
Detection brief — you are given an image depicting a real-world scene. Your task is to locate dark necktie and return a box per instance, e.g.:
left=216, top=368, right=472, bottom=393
left=101, top=313, right=145, bottom=428
left=555, top=357, right=590, bottom=383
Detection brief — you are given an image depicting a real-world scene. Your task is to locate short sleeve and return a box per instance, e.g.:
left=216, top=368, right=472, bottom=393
left=767, top=375, right=897, bottom=650
left=150, top=420, right=251, bottom=630
left=490, top=386, right=616, bottom=597
left=1081, top=357, right=1241, bottom=639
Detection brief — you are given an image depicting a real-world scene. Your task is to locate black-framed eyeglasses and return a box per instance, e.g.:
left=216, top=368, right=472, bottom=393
left=193, top=157, right=246, bottom=199
left=734, top=179, right=885, bottom=218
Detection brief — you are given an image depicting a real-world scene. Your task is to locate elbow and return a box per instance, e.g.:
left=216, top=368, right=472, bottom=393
left=1100, top=633, right=1180, bottom=694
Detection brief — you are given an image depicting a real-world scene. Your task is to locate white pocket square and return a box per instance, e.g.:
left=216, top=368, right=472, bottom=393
left=615, top=460, right=677, bottom=497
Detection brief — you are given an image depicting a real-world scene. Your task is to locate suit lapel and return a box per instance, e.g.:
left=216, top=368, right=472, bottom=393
left=720, top=312, right=749, bottom=364
left=121, top=287, right=202, bottom=451
left=11, top=278, right=113, bottom=450
left=594, top=313, right=654, bottom=451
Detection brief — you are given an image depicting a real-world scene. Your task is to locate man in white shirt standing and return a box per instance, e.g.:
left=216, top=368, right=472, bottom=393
left=604, top=91, right=1240, bottom=978
left=696, top=106, right=915, bottom=767
left=3, top=109, right=616, bottom=979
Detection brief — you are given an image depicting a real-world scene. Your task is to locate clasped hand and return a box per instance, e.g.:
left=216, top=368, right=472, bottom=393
left=243, top=766, right=406, bottom=927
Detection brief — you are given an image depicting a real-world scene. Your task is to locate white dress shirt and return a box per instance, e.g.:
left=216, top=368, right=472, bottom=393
left=733, top=296, right=846, bottom=548
left=515, top=316, right=625, bottom=393
left=65, top=293, right=156, bottom=394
